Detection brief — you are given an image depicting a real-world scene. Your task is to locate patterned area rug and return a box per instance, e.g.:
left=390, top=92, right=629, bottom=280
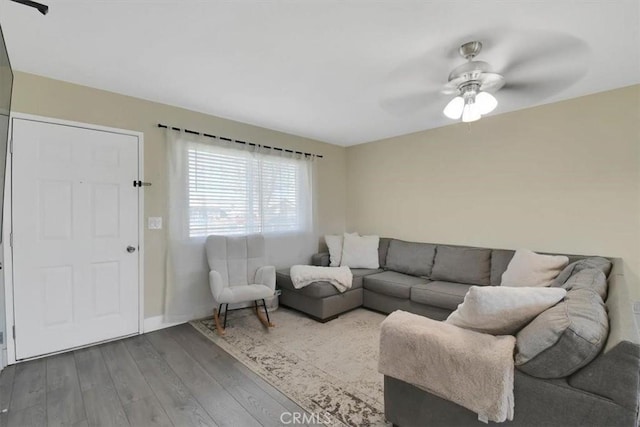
left=190, top=307, right=389, bottom=427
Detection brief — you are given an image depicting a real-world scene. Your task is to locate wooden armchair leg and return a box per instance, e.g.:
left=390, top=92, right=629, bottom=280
left=213, top=306, right=226, bottom=336
left=254, top=299, right=275, bottom=328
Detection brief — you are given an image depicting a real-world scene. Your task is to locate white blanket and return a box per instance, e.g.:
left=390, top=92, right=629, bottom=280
left=289, top=265, right=353, bottom=293
left=379, top=310, right=516, bottom=423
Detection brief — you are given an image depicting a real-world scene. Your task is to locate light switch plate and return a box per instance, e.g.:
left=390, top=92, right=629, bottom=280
left=148, top=217, right=163, bottom=230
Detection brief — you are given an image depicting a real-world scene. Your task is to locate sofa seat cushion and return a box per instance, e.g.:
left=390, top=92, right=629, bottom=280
left=431, top=246, right=492, bottom=286
left=411, top=281, right=471, bottom=310
left=351, top=268, right=384, bottom=278
left=276, top=268, right=380, bottom=299
left=363, top=271, right=429, bottom=299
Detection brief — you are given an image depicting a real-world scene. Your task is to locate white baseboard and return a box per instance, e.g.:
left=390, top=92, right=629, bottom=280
left=143, top=316, right=185, bottom=333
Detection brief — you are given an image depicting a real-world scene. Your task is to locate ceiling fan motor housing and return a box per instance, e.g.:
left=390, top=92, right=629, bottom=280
left=459, top=41, right=483, bottom=60
left=442, top=41, right=505, bottom=96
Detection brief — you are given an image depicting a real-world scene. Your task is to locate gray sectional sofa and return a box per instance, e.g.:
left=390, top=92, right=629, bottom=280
left=276, top=238, right=577, bottom=321
left=276, top=237, right=640, bottom=427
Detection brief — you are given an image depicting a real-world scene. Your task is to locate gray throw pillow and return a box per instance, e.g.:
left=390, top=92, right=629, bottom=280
left=515, top=268, right=608, bottom=378
left=431, top=246, right=491, bottom=286
left=550, top=257, right=612, bottom=288
left=558, top=262, right=609, bottom=300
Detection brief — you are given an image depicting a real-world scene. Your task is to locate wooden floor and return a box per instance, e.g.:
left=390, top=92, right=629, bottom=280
left=0, top=323, right=316, bottom=427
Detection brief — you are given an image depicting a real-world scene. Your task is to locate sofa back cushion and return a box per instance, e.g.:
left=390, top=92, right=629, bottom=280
left=515, top=268, right=609, bottom=378
left=431, top=246, right=491, bottom=286
left=490, top=249, right=515, bottom=286
left=385, top=239, right=436, bottom=277
left=378, top=237, right=391, bottom=269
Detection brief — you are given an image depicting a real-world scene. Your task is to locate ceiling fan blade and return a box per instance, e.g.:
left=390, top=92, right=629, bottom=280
left=498, top=32, right=589, bottom=80
left=9, top=0, right=48, bottom=15
left=380, top=90, right=445, bottom=116
left=499, top=58, right=588, bottom=104
left=498, top=70, right=584, bottom=106
left=378, top=43, right=453, bottom=116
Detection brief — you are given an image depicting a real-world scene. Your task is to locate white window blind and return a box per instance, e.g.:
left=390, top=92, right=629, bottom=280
left=188, top=148, right=307, bottom=237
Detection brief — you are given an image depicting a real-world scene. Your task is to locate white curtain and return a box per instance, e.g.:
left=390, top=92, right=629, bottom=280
left=163, top=130, right=317, bottom=322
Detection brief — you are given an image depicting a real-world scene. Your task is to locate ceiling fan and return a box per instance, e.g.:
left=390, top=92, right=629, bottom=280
left=442, top=41, right=504, bottom=123
left=9, top=0, right=49, bottom=15
left=379, top=29, right=590, bottom=123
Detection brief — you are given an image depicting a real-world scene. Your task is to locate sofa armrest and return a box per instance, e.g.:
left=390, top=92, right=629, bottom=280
left=568, top=267, right=640, bottom=413
left=569, top=340, right=640, bottom=413
left=312, top=252, right=330, bottom=267
left=604, top=269, right=639, bottom=352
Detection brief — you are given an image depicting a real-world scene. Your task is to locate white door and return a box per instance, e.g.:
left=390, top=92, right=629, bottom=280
left=12, top=118, right=140, bottom=360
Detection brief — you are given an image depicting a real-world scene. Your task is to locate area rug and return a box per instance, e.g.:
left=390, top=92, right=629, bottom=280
left=190, top=307, right=389, bottom=427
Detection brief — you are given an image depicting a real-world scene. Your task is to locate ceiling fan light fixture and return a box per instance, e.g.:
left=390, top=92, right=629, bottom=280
left=442, top=40, right=504, bottom=124
left=461, top=98, right=481, bottom=123
left=443, top=96, right=464, bottom=119
left=475, top=91, right=498, bottom=115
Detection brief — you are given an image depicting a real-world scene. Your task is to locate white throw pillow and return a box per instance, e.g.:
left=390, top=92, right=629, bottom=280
left=446, top=286, right=567, bottom=335
left=325, top=234, right=345, bottom=267
left=501, top=249, right=569, bottom=287
left=340, top=233, right=380, bottom=269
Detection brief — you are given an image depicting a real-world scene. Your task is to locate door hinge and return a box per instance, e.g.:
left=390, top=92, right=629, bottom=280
left=12, top=325, right=15, bottom=339
left=133, top=180, right=152, bottom=188
left=9, top=232, right=13, bottom=248
left=9, top=137, right=13, bottom=154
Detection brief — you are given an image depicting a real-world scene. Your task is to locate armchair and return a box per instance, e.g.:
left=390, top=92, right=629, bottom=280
left=205, top=234, right=276, bottom=336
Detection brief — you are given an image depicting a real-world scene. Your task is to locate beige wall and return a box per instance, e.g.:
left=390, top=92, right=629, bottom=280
left=10, top=71, right=640, bottom=317
left=347, top=85, right=640, bottom=294
left=11, top=72, right=347, bottom=318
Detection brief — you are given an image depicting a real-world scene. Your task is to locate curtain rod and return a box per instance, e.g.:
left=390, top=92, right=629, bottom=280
left=157, top=124, right=323, bottom=159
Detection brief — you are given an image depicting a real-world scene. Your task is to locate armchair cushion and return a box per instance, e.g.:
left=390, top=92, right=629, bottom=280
left=218, top=284, right=274, bottom=304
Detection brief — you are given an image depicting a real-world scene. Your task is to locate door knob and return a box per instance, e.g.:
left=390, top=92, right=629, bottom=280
left=127, top=246, right=136, bottom=253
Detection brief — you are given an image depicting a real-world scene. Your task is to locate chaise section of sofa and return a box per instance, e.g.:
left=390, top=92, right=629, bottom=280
left=275, top=238, right=389, bottom=321
left=276, top=267, right=381, bottom=322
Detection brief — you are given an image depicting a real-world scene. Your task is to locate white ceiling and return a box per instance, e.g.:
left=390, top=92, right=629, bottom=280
left=0, top=1, right=638, bottom=146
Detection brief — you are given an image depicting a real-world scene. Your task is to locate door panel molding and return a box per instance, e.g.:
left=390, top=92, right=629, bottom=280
left=3, top=113, right=144, bottom=364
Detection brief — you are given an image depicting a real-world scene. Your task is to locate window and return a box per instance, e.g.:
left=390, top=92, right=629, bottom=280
left=187, top=147, right=310, bottom=237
